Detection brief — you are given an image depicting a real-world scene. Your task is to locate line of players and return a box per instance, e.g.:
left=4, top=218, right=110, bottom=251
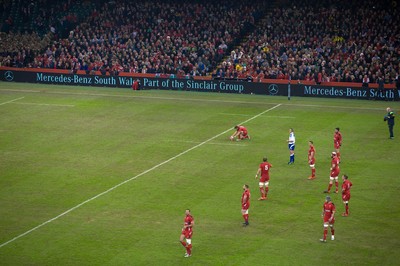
left=237, top=125, right=352, bottom=243
left=179, top=125, right=352, bottom=257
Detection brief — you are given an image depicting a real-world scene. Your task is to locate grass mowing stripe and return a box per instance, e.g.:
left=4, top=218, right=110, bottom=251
left=285, top=103, right=384, bottom=111
left=0, top=96, right=24, bottom=105
left=12, top=102, right=75, bottom=107
left=0, top=89, right=40, bottom=93
left=0, top=88, right=388, bottom=111
left=0, top=103, right=281, bottom=249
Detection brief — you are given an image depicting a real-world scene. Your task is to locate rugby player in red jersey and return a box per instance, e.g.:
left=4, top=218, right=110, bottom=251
left=241, top=184, right=251, bottom=226
left=334, top=128, right=342, bottom=161
left=341, top=175, right=353, bottom=216
left=308, top=141, right=316, bottom=180
left=255, top=157, right=272, bottom=200
left=320, top=195, right=336, bottom=242
left=324, top=152, right=340, bottom=194
left=179, top=209, right=194, bottom=257
left=230, top=125, right=250, bottom=141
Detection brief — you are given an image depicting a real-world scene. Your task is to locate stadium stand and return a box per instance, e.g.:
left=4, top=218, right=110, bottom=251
left=218, top=0, right=399, bottom=84
left=1, top=0, right=399, bottom=85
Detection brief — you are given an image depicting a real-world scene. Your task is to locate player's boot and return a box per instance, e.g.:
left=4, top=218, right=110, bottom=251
left=184, top=253, right=191, bottom=258
left=341, top=212, right=348, bottom=217
left=323, top=190, right=330, bottom=193
left=331, top=236, right=335, bottom=241
left=308, top=176, right=316, bottom=180
left=319, top=239, right=326, bottom=243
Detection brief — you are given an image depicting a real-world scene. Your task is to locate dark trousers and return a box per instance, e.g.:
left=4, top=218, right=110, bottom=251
left=388, top=124, right=394, bottom=138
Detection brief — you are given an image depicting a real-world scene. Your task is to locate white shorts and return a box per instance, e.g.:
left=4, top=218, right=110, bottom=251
left=259, top=181, right=269, bottom=187
left=329, top=176, right=338, bottom=181
left=323, top=222, right=334, bottom=228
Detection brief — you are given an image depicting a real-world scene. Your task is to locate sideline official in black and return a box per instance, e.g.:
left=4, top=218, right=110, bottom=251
left=384, top=107, right=395, bottom=139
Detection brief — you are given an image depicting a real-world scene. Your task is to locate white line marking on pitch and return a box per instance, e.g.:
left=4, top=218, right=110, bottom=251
left=12, top=102, right=75, bottom=107
left=0, top=97, right=25, bottom=106
left=170, top=139, right=247, bottom=146
left=0, top=103, right=281, bottom=249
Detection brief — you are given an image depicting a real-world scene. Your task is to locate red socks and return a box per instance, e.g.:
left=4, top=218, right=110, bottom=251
left=186, top=244, right=192, bottom=255
left=259, top=187, right=265, bottom=198
left=182, top=241, right=192, bottom=255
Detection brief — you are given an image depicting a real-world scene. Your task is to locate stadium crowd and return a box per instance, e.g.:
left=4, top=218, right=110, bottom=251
left=1, top=0, right=399, bottom=85
left=218, top=0, right=400, bottom=85
left=1, top=0, right=264, bottom=77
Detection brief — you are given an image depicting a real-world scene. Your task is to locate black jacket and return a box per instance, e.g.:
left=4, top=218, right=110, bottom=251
left=384, top=111, right=395, bottom=125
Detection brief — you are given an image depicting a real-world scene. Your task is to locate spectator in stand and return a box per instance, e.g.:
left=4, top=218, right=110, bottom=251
left=217, top=0, right=399, bottom=85
left=0, top=0, right=399, bottom=84
left=24, top=0, right=263, bottom=77
left=377, top=76, right=385, bottom=99
left=132, top=79, right=140, bottom=90
left=362, top=74, right=370, bottom=88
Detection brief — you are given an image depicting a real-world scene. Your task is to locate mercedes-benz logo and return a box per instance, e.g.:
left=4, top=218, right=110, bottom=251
left=4, top=71, right=14, bottom=81
left=268, top=84, right=278, bottom=95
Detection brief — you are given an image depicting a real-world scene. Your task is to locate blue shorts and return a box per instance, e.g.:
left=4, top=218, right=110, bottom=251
left=288, top=143, right=295, bottom=151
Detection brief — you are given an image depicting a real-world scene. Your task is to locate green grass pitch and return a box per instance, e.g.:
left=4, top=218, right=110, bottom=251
left=0, top=82, right=399, bottom=265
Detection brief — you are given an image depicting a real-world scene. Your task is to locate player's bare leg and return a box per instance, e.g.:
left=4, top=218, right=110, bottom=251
left=308, top=165, right=316, bottom=180
left=241, top=209, right=249, bottom=226
left=320, top=223, right=328, bottom=242
left=184, top=239, right=192, bottom=257
left=258, top=182, right=268, bottom=200
left=179, top=234, right=187, bottom=248
left=342, top=201, right=349, bottom=216
left=334, top=177, right=339, bottom=193
left=324, top=181, right=333, bottom=193
left=258, top=185, right=265, bottom=200
left=238, top=132, right=250, bottom=141
left=288, top=150, right=295, bottom=164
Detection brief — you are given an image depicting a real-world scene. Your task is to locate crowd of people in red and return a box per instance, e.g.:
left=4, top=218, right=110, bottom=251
left=217, top=0, right=399, bottom=86
left=1, top=0, right=399, bottom=86
left=1, top=0, right=264, bottom=77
